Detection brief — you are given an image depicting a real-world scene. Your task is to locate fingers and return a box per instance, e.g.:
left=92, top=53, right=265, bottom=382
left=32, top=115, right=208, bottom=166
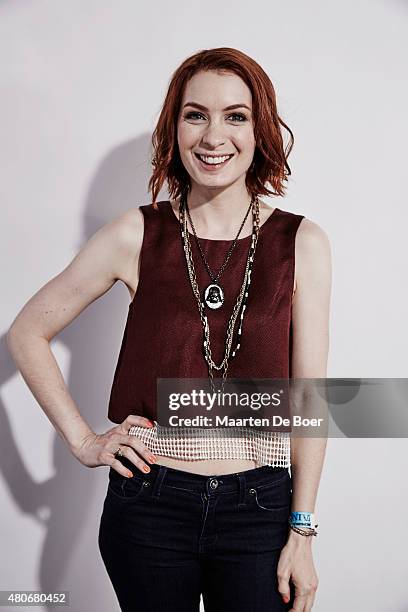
left=304, top=591, right=317, bottom=612
left=120, top=414, right=154, bottom=434
left=109, top=432, right=157, bottom=475
left=110, top=457, right=135, bottom=479
left=300, top=577, right=318, bottom=611
left=103, top=415, right=157, bottom=477
left=117, top=436, right=157, bottom=475
left=304, top=581, right=318, bottom=611
left=287, top=584, right=318, bottom=611
left=288, top=593, right=307, bottom=611
left=278, top=575, right=291, bottom=605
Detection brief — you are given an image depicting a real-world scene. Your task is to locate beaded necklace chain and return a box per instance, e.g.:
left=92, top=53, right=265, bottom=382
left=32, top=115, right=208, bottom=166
left=178, top=192, right=260, bottom=392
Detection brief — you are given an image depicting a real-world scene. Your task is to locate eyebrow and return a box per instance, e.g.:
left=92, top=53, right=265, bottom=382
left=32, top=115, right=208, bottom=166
left=183, top=102, right=252, bottom=112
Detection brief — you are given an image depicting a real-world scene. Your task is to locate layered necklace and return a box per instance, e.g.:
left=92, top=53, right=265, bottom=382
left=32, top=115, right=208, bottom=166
left=178, top=191, right=261, bottom=392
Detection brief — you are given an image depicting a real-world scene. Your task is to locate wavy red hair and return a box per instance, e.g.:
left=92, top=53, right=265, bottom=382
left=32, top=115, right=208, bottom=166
left=148, top=47, right=294, bottom=209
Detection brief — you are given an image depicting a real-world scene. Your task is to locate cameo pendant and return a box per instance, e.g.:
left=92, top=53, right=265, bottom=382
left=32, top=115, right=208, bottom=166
left=203, top=283, right=224, bottom=310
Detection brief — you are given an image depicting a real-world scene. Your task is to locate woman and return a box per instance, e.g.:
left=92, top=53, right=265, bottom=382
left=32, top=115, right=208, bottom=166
left=7, top=47, right=331, bottom=611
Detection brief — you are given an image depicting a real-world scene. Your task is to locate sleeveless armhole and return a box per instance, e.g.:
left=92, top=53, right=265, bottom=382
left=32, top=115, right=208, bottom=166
left=289, top=214, right=306, bottom=378
left=128, top=204, right=150, bottom=310
left=291, top=215, right=306, bottom=303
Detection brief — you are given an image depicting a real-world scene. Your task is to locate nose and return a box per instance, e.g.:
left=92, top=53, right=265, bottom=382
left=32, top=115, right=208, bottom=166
left=200, top=120, right=227, bottom=149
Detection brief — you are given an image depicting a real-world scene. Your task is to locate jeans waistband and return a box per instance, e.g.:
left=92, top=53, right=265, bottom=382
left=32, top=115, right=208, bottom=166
left=116, top=456, right=290, bottom=496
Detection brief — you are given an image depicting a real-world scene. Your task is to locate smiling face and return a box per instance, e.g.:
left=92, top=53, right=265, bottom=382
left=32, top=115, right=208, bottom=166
left=177, top=70, right=256, bottom=195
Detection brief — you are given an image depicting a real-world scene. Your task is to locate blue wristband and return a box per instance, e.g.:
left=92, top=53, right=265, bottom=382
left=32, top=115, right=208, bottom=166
left=289, top=511, right=318, bottom=529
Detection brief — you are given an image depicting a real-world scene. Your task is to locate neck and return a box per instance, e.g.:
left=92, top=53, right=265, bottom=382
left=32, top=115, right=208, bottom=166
left=182, top=185, right=255, bottom=240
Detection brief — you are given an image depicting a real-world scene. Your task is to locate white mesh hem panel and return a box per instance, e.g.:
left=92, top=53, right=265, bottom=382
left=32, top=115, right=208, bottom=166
left=128, top=423, right=291, bottom=468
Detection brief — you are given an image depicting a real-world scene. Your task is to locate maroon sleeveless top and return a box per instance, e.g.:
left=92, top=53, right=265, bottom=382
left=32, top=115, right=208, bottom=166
left=108, top=200, right=305, bottom=424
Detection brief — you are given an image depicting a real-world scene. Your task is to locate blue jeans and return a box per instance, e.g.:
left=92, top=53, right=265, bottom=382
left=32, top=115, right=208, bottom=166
left=98, top=456, right=295, bottom=611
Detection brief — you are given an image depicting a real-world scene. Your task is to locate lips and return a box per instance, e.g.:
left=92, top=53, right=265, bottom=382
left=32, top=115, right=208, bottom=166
left=194, top=152, right=234, bottom=171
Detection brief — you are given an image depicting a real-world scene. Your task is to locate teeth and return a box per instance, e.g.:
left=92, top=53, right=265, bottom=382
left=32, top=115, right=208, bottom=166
left=198, top=154, right=232, bottom=165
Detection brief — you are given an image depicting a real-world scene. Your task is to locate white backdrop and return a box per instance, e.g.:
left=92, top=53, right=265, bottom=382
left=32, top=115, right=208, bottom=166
left=1, top=1, right=408, bottom=611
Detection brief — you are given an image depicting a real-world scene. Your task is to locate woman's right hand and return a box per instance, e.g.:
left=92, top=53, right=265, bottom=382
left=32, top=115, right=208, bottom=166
left=71, top=415, right=157, bottom=477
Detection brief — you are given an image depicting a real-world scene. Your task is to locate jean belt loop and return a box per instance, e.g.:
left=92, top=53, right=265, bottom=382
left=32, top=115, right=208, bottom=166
left=151, top=465, right=167, bottom=499
left=237, top=472, right=247, bottom=507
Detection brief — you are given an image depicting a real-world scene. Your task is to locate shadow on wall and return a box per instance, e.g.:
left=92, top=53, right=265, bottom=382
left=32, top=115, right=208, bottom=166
left=0, top=132, right=168, bottom=611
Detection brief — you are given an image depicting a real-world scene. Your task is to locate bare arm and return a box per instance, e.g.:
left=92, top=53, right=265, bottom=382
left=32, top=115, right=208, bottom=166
left=278, top=217, right=332, bottom=608
left=6, top=207, right=146, bottom=457
left=289, top=218, right=331, bottom=517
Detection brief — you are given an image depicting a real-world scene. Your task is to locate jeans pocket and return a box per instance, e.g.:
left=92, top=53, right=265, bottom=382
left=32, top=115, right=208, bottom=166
left=249, top=472, right=291, bottom=513
left=107, top=468, right=149, bottom=501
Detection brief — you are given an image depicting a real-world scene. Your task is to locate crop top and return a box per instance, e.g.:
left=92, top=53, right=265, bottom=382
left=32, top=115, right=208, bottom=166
left=107, top=200, right=305, bottom=467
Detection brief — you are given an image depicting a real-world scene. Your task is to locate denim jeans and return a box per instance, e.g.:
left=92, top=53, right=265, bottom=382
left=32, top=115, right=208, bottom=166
left=98, top=456, right=295, bottom=612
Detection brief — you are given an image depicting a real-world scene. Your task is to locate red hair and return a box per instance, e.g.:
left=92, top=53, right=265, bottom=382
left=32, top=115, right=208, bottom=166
left=148, top=47, right=294, bottom=209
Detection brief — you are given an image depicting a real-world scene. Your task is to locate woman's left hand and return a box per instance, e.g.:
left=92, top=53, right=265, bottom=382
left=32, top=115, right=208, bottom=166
left=277, top=532, right=319, bottom=611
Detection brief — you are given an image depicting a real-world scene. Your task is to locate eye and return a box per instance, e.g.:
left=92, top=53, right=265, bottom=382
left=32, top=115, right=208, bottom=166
left=184, top=111, right=206, bottom=120
left=227, top=113, right=248, bottom=122
left=183, top=111, right=248, bottom=122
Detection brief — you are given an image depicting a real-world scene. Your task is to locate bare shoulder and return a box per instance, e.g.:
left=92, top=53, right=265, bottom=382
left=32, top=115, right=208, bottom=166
left=82, top=205, right=145, bottom=288
left=101, top=204, right=143, bottom=243
left=105, top=206, right=145, bottom=293
left=292, top=216, right=331, bottom=298
left=108, top=206, right=144, bottom=264
left=295, top=216, right=332, bottom=286
left=295, top=215, right=330, bottom=256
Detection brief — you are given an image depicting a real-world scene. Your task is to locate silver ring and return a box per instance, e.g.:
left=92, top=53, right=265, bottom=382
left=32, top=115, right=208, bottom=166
left=114, top=447, right=123, bottom=459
